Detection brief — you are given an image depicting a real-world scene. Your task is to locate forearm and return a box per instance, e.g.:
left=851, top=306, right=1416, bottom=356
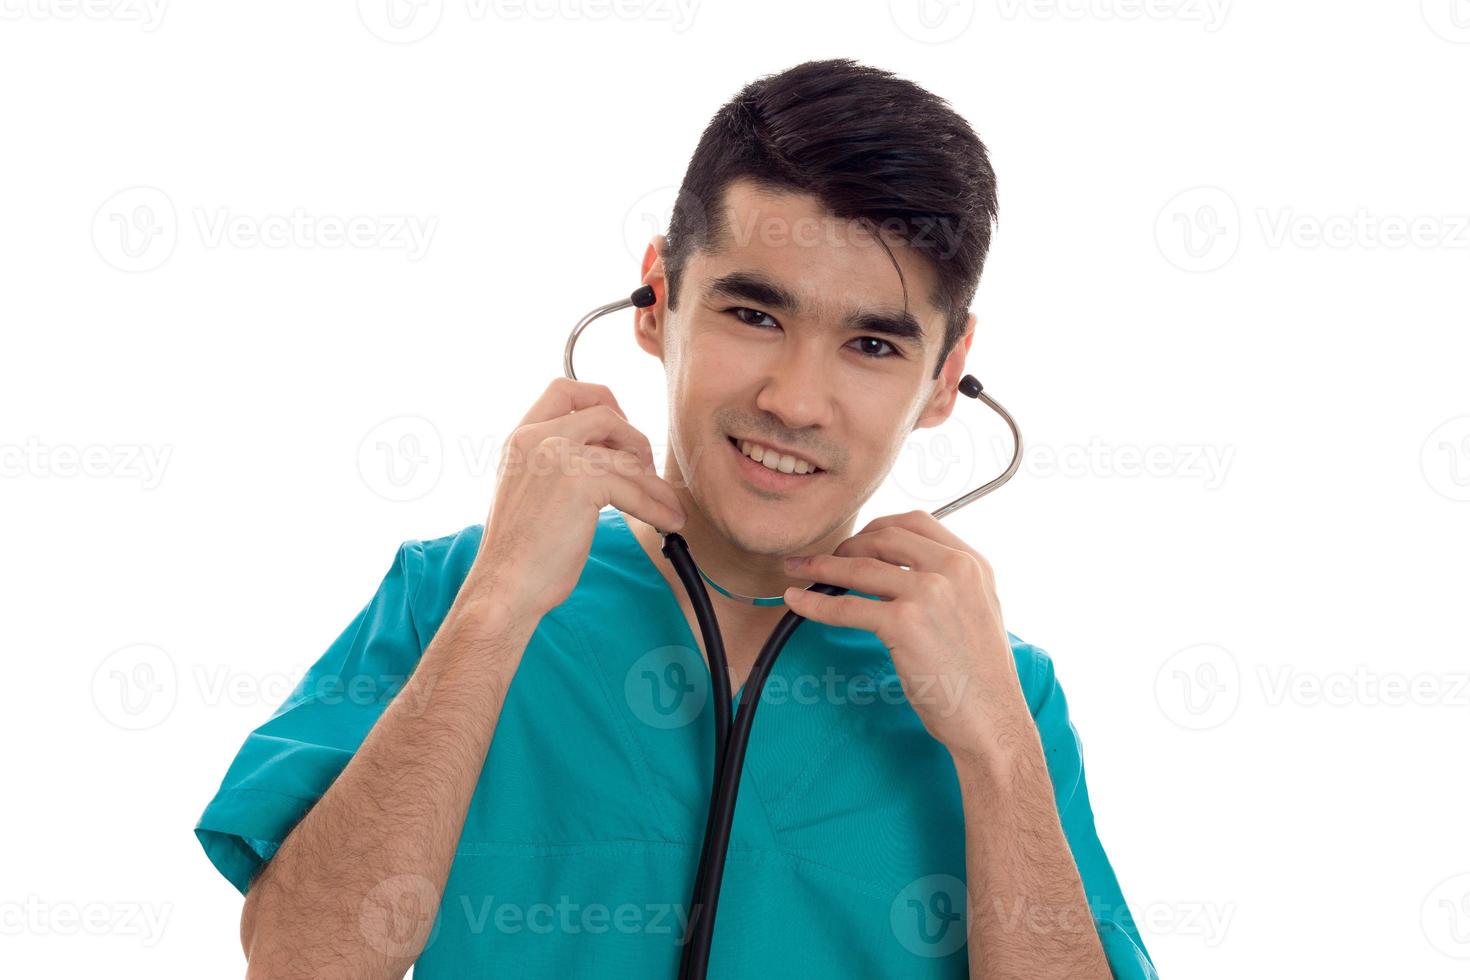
left=241, top=584, right=537, bottom=980
left=953, top=718, right=1111, bottom=980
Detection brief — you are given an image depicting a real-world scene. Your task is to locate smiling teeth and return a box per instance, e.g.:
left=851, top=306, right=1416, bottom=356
left=739, top=439, right=818, bottom=475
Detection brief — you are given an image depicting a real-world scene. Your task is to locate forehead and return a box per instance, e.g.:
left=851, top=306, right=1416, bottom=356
left=689, top=177, right=944, bottom=328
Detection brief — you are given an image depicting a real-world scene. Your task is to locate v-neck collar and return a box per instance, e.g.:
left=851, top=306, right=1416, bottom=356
left=599, top=503, right=894, bottom=692
left=563, top=506, right=898, bottom=853
left=555, top=511, right=887, bottom=852
left=606, top=505, right=773, bottom=705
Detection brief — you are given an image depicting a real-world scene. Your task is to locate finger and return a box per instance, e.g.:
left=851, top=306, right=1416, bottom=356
left=571, top=444, right=686, bottom=529
left=790, top=553, right=914, bottom=601
left=857, top=510, right=968, bottom=553
left=519, top=377, right=628, bottom=428
left=558, top=404, right=658, bottom=474
left=782, top=587, right=886, bottom=633
left=601, top=464, right=687, bottom=533
left=835, top=524, right=952, bottom=573
left=526, top=403, right=656, bottom=475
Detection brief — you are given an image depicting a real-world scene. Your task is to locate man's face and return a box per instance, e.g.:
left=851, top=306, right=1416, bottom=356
left=637, top=178, right=973, bottom=556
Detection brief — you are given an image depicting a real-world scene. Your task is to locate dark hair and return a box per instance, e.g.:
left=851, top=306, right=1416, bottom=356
left=662, top=58, right=998, bottom=380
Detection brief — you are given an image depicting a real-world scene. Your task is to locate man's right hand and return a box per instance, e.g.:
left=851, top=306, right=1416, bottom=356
left=464, top=377, right=687, bottom=621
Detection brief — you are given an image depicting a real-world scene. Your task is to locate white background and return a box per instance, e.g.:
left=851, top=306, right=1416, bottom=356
left=3, top=1, right=1468, bottom=977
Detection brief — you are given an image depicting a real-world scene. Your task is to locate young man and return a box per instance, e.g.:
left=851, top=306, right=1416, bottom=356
left=196, top=58, right=1159, bottom=979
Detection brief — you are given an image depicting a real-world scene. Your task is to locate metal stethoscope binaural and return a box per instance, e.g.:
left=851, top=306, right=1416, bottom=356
left=565, top=284, right=1023, bottom=979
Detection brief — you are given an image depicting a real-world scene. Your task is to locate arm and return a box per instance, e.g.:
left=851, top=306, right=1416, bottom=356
left=777, top=513, right=1152, bottom=977
left=952, top=718, right=1112, bottom=980
left=211, top=378, right=684, bottom=978
left=240, top=577, right=534, bottom=980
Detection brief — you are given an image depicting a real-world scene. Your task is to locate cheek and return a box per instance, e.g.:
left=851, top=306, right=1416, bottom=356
left=673, top=325, right=737, bottom=384
left=848, top=414, right=915, bottom=487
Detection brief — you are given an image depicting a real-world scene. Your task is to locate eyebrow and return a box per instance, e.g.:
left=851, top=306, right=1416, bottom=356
left=704, top=271, right=927, bottom=349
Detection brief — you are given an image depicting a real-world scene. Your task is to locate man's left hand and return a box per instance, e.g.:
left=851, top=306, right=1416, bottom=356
left=781, top=510, right=1031, bottom=760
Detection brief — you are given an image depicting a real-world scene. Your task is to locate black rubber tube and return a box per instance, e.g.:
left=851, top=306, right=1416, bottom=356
left=659, top=531, right=731, bottom=966
left=673, top=569, right=851, bottom=979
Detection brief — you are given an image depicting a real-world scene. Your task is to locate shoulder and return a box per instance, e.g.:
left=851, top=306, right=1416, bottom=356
left=1006, top=630, right=1062, bottom=718
left=1005, top=631, right=1092, bottom=804
left=388, top=516, right=622, bottom=646
left=404, top=522, right=486, bottom=582
left=381, top=523, right=485, bottom=640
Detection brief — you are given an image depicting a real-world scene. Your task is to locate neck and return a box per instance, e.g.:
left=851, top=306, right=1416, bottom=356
left=622, top=509, right=793, bottom=658
left=624, top=445, right=856, bottom=634
left=672, top=441, right=856, bottom=594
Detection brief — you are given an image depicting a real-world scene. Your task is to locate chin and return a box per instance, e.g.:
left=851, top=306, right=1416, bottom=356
left=705, top=497, right=821, bottom=556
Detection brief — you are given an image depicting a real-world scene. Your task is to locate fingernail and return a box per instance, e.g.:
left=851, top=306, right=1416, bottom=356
left=784, top=556, right=805, bottom=570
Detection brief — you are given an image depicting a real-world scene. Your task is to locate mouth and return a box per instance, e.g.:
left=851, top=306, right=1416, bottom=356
left=726, top=435, right=826, bottom=491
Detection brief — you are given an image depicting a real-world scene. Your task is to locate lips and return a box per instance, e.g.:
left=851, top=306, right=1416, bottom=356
left=727, top=436, right=826, bottom=490
left=727, top=436, right=824, bottom=474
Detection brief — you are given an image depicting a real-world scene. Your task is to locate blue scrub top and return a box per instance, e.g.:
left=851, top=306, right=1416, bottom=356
left=195, top=506, right=1158, bottom=978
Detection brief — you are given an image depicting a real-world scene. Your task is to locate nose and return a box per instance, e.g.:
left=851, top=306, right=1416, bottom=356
left=753, top=337, right=834, bottom=432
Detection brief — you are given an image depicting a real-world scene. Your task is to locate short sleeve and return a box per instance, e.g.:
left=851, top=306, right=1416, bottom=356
left=193, top=540, right=426, bottom=896
left=1018, top=638, right=1160, bottom=980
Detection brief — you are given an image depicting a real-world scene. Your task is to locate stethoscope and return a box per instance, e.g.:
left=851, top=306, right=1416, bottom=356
left=565, top=284, right=1023, bottom=979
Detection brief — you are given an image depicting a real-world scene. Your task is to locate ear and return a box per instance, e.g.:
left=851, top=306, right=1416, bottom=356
left=634, top=235, right=669, bottom=362
left=913, top=311, right=977, bottom=431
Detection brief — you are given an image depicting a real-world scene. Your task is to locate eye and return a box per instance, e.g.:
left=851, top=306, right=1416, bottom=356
left=728, top=306, right=778, bottom=328
left=726, top=307, right=901, bottom=361
left=848, top=336, right=899, bottom=359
